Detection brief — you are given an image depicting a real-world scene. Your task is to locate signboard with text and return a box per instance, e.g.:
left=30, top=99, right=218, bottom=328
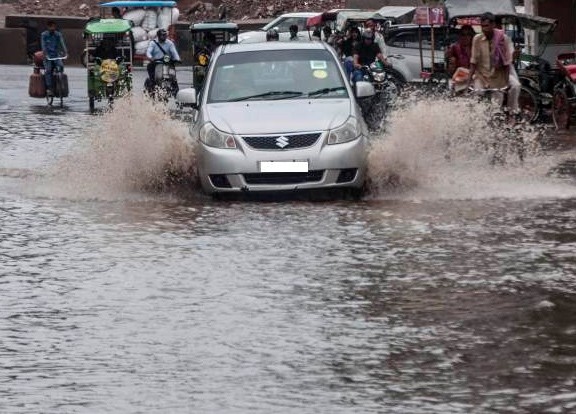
left=412, top=6, right=446, bottom=26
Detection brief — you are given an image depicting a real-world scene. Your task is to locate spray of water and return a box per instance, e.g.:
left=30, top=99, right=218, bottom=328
left=39, top=95, right=198, bottom=200
left=366, top=92, right=576, bottom=201
left=26, top=89, right=575, bottom=202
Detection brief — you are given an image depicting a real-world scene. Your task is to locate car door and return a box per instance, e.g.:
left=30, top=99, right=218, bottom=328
left=386, top=27, right=452, bottom=82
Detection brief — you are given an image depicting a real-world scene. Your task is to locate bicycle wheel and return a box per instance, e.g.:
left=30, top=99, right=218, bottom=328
left=518, top=85, right=539, bottom=123
left=45, top=73, right=54, bottom=106
left=56, top=73, right=66, bottom=108
left=552, top=87, right=571, bottom=130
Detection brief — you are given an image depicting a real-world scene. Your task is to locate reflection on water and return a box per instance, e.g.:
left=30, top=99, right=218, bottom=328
left=1, top=88, right=576, bottom=413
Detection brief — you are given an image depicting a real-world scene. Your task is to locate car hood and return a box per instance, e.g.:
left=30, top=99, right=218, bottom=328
left=206, top=99, right=352, bottom=135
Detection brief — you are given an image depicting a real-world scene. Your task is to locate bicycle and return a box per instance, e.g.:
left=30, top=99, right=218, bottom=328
left=44, top=55, right=68, bottom=108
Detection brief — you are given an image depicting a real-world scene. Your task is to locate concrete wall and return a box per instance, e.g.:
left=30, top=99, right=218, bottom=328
left=0, top=27, right=27, bottom=64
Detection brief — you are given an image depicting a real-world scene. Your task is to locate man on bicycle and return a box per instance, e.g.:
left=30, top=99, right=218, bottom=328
left=40, top=20, right=67, bottom=96
left=351, top=29, right=388, bottom=83
left=468, top=12, right=520, bottom=117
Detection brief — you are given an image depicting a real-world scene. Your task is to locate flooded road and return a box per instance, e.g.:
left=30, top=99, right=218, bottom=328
left=2, top=65, right=576, bottom=413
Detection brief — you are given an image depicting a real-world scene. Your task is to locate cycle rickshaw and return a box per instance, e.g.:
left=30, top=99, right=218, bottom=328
left=552, top=53, right=576, bottom=130
left=443, top=0, right=540, bottom=122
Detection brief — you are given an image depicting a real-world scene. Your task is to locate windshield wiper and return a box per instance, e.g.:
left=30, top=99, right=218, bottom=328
left=229, top=91, right=303, bottom=102
left=307, top=86, right=347, bottom=97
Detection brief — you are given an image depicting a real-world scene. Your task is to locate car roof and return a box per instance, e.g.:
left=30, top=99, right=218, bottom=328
left=220, top=41, right=329, bottom=54
left=273, top=12, right=320, bottom=18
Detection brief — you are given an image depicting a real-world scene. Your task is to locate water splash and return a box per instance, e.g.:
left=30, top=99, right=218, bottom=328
left=366, top=93, right=576, bottom=201
left=35, top=95, right=198, bottom=200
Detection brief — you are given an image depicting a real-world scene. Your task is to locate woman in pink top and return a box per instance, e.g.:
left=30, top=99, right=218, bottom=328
left=446, top=25, right=474, bottom=75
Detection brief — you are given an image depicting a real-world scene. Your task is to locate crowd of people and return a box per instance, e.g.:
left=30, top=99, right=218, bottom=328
left=39, top=8, right=521, bottom=117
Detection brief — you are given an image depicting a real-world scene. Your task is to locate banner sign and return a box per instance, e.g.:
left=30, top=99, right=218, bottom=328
left=413, top=6, right=446, bottom=25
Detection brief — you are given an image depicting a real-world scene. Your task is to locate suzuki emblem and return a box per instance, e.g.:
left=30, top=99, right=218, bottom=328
left=276, top=136, right=289, bottom=148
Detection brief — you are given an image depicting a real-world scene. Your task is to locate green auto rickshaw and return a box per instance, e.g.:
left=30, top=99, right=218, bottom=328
left=190, top=21, right=239, bottom=90
left=84, top=18, right=134, bottom=112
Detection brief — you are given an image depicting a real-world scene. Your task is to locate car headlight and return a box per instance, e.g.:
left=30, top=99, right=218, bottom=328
left=198, top=122, right=236, bottom=149
left=327, top=117, right=361, bottom=145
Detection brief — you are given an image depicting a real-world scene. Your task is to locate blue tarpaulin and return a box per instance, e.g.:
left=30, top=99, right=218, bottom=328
left=100, top=1, right=176, bottom=8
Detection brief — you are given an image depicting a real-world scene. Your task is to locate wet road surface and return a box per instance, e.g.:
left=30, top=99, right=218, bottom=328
left=1, top=65, right=576, bottom=413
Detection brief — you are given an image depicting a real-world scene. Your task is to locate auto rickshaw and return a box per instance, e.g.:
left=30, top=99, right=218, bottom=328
left=190, top=21, right=239, bottom=90
left=84, top=18, right=134, bottom=112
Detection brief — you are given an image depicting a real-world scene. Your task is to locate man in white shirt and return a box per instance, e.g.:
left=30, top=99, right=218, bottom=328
left=145, top=29, right=181, bottom=83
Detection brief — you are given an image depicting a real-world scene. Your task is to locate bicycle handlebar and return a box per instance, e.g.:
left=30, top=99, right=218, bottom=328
left=468, top=85, right=510, bottom=93
left=46, top=55, right=68, bottom=61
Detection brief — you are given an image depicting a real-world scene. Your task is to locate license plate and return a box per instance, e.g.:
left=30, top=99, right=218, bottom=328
left=259, top=161, right=308, bottom=173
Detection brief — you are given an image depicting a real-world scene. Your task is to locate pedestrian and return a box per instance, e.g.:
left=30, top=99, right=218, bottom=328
left=289, top=24, right=299, bottom=41
left=446, top=24, right=474, bottom=75
left=40, top=20, right=67, bottom=97
left=339, top=26, right=361, bottom=81
left=468, top=12, right=520, bottom=117
left=112, top=6, right=122, bottom=19
left=266, top=29, right=279, bottom=41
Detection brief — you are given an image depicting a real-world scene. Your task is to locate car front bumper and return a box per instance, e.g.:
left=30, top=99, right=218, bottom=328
left=197, top=133, right=368, bottom=194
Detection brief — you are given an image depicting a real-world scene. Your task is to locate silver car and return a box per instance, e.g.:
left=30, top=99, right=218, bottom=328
left=176, top=41, right=374, bottom=197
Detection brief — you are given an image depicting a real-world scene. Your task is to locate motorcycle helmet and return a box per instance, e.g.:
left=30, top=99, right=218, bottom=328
left=266, top=29, right=279, bottom=41
left=157, top=29, right=168, bottom=41
left=362, top=29, right=375, bottom=41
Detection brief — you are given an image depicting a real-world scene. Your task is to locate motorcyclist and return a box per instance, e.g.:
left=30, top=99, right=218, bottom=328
left=145, top=28, right=181, bottom=86
left=352, top=29, right=388, bottom=83
left=40, top=20, right=68, bottom=96
left=266, top=29, right=279, bottom=41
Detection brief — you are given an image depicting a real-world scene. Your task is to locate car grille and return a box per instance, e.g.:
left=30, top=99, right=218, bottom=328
left=241, top=133, right=322, bottom=150
left=243, top=170, right=324, bottom=185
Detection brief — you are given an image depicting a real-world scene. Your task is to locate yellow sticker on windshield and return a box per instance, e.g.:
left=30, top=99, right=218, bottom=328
left=313, top=70, right=327, bottom=79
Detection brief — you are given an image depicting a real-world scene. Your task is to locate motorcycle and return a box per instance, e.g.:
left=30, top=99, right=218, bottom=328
left=357, top=62, right=404, bottom=131
left=145, top=55, right=179, bottom=101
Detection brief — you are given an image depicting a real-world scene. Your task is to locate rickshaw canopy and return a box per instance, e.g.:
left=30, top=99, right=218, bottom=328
left=305, top=9, right=368, bottom=28
left=376, top=6, right=416, bottom=25
left=84, top=18, right=133, bottom=34
left=516, top=13, right=557, bottom=35
left=190, top=21, right=239, bottom=33
left=445, top=0, right=516, bottom=22
left=335, top=10, right=389, bottom=32
left=99, top=1, right=176, bottom=7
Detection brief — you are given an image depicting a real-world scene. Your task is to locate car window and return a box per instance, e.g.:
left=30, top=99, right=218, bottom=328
left=263, top=17, right=309, bottom=33
left=208, top=49, right=348, bottom=103
left=387, top=28, right=455, bottom=51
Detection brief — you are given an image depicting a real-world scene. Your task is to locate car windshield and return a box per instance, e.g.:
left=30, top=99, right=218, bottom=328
left=207, top=49, right=349, bottom=103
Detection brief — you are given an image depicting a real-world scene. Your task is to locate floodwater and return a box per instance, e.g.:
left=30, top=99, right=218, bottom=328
left=1, top=65, right=576, bottom=414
